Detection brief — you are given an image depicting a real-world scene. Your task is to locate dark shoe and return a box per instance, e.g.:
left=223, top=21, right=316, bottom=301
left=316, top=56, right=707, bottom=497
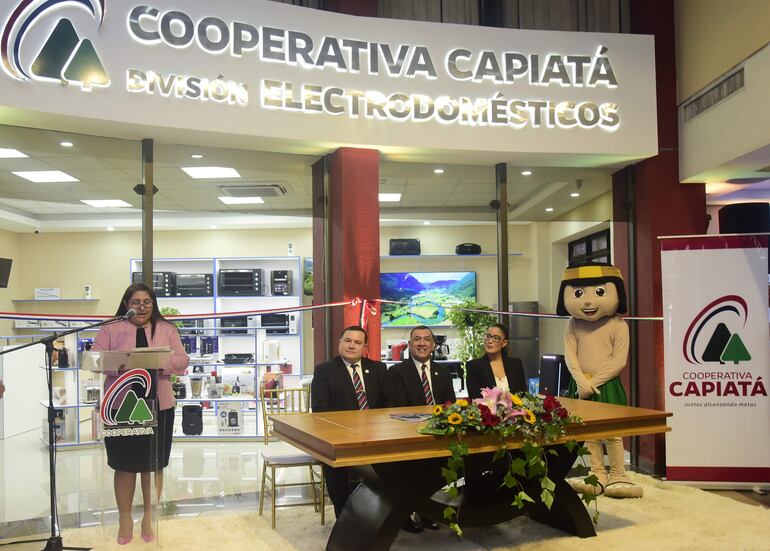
left=401, top=516, right=424, bottom=533
left=415, top=514, right=439, bottom=530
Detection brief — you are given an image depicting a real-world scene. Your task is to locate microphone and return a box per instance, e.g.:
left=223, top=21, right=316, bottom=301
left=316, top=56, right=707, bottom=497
left=123, top=309, right=138, bottom=320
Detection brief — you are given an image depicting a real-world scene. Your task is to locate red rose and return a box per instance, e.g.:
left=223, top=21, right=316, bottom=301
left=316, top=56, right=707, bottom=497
left=543, top=395, right=559, bottom=412
left=556, top=407, right=568, bottom=419
left=477, top=404, right=500, bottom=427
left=543, top=412, right=553, bottom=423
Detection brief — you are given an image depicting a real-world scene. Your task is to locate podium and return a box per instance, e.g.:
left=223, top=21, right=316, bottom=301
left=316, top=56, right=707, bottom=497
left=80, top=349, right=173, bottom=544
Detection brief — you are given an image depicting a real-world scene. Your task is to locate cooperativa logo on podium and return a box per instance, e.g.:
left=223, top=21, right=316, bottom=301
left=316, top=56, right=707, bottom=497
left=101, top=368, right=155, bottom=437
left=1, top=0, right=109, bottom=91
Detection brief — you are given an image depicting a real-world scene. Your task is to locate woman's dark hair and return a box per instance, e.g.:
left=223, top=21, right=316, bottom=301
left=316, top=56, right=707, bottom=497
left=116, top=282, right=171, bottom=337
left=488, top=323, right=509, bottom=341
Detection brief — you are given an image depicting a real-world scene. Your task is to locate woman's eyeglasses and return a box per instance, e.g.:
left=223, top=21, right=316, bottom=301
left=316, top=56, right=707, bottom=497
left=484, top=334, right=503, bottom=343
left=129, top=299, right=153, bottom=309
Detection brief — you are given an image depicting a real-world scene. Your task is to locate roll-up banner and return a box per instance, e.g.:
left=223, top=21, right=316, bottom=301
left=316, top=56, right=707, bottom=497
left=661, top=234, right=769, bottom=486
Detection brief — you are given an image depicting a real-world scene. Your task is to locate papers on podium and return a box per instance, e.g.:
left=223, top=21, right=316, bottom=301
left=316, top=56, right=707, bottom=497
left=81, top=347, right=172, bottom=373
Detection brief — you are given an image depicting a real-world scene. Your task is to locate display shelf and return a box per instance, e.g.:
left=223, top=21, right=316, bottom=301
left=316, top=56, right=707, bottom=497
left=12, top=298, right=100, bottom=302
left=176, top=397, right=256, bottom=403
left=186, top=362, right=291, bottom=368
left=38, top=400, right=97, bottom=409
left=37, top=365, right=79, bottom=372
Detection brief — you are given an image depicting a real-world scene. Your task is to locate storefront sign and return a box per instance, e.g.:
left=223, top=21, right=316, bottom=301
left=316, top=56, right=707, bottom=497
left=0, top=0, right=657, bottom=160
left=661, top=235, right=770, bottom=484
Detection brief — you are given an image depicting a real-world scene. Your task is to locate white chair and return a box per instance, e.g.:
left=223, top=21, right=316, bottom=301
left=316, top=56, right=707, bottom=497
left=259, top=385, right=325, bottom=528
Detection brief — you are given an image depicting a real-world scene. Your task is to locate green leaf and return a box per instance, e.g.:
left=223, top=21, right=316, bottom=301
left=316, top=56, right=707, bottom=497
left=493, top=447, right=507, bottom=463
left=441, top=467, right=458, bottom=483
left=582, top=492, right=597, bottom=505
left=540, top=477, right=556, bottom=492
left=446, top=485, right=458, bottom=499
left=547, top=449, right=559, bottom=457
left=564, top=440, right=578, bottom=453
left=503, top=471, right=518, bottom=489
left=443, top=506, right=456, bottom=520
left=592, top=511, right=601, bottom=524
left=540, top=488, right=554, bottom=509
left=510, top=458, right=527, bottom=477
left=583, top=474, right=599, bottom=487
left=577, top=445, right=591, bottom=457
left=449, top=522, right=464, bottom=537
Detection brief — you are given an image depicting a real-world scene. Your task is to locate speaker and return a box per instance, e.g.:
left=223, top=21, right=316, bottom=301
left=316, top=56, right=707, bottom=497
left=456, top=243, right=481, bottom=255
left=182, top=405, right=203, bottom=435
left=389, top=238, right=421, bottom=255
left=718, top=203, right=769, bottom=234
left=538, top=354, right=570, bottom=397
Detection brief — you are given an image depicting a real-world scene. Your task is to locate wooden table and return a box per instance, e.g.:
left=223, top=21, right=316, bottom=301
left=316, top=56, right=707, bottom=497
left=271, top=399, right=671, bottom=551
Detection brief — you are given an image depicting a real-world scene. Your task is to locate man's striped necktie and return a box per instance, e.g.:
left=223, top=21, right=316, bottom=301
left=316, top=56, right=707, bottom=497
left=351, top=364, right=369, bottom=410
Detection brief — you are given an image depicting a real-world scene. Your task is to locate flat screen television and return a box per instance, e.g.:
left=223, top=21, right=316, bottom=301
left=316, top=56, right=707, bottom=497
left=380, top=271, right=476, bottom=327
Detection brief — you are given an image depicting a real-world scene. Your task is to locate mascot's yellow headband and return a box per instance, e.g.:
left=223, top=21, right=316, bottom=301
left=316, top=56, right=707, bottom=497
left=561, top=264, right=624, bottom=282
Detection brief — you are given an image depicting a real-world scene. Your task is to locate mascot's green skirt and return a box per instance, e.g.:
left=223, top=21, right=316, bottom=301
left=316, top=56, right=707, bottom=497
left=567, top=376, right=627, bottom=406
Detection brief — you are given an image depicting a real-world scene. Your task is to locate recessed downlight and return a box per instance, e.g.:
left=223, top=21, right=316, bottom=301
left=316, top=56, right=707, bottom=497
left=181, top=166, right=240, bottom=179
left=433, top=168, right=444, bottom=174
left=545, top=207, right=554, bottom=212
left=210, top=225, right=218, bottom=229
left=521, top=170, right=533, bottom=176
left=107, top=227, right=115, bottom=232
left=570, top=192, right=580, bottom=198
left=60, top=141, right=74, bottom=148
left=191, top=153, right=204, bottom=159
left=423, top=221, right=431, bottom=225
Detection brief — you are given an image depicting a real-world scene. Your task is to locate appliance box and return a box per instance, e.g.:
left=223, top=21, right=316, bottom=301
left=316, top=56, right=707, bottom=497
left=217, top=402, right=244, bottom=435
left=270, top=270, right=292, bottom=296
left=218, top=268, right=264, bottom=296
left=131, top=271, right=177, bottom=297
left=175, top=273, right=213, bottom=297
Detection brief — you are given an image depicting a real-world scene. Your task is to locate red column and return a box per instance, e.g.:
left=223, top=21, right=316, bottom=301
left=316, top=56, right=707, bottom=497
left=312, top=148, right=381, bottom=364
left=614, top=0, right=708, bottom=472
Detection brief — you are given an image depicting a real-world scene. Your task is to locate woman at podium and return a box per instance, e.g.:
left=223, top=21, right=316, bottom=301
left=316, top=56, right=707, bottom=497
left=93, top=282, right=189, bottom=544
left=465, top=323, right=526, bottom=399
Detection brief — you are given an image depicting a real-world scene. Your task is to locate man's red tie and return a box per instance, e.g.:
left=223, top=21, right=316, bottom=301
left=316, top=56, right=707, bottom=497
left=351, top=364, right=369, bottom=410
left=421, top=364, right=434, bottom=406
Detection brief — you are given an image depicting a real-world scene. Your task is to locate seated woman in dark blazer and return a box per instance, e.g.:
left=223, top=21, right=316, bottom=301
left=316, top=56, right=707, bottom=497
left=465, top=323, right=526, bottom=399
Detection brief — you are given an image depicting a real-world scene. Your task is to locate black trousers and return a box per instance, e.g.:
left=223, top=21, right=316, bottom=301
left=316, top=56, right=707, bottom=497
left=323, top=464, right=353, bottom=518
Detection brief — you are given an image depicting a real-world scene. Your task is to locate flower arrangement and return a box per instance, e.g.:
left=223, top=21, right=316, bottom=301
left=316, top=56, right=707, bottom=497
left=418, top=388, right=591, bottom=536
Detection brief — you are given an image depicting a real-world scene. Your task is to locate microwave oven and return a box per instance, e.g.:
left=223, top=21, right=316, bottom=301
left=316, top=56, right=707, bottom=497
left=176, top=273, right=213, bottom=297
left=132, top=271, right=176, bottom=297
left=218, top=269, right=263, bottom=296
left=220, top=315, right=250, bottom=334
left=250, top=313, right=298, bottom=335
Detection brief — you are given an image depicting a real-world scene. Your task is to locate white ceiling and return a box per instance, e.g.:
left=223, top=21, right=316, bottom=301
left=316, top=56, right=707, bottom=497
left=0, top=124, right=615, bottom=232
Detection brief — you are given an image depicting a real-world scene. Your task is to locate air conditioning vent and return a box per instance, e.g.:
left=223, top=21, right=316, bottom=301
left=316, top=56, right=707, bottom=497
left=683, top=68, right=744, bottom=122
left=219, top=184, right=287, bottom=197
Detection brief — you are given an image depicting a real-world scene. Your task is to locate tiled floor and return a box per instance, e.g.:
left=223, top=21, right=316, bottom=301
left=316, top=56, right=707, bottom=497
left=1, top=428, right=768, bottom=540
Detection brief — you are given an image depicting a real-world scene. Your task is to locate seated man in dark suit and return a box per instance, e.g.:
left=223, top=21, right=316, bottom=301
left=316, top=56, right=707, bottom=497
left=384, top=325, right=456, bottom=531
left=311, top=325, right=386, bottom=519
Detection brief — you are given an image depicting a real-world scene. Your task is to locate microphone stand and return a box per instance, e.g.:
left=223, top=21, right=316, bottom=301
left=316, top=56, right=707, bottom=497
left=0, top=312, right=132, bottom=551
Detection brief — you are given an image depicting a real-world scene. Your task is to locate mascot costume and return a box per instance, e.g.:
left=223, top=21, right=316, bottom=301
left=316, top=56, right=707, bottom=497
left=557, top=263, right=642, bottom=498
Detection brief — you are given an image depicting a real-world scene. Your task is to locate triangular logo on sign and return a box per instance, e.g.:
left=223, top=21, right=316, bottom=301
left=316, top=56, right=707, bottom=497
left=720, top=333, right=751, bottom=365
left=115, top=390, right=139, bottom=423
left=31, top=18, right=80, bottom=81
left=62, top=38, right=110, bottom=90
left=129, top=398, right=154, bottom=423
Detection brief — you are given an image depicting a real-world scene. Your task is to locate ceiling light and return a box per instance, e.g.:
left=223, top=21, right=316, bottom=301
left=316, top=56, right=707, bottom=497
left=106, top=227, right=115, bottom=232
left=433, top=168, right=444, bottom=174
left=60, top=141, right=74, bottom=148
left=218, top=196, right=264, bottom=205
left=545, top=207, right=554, bottom=212
left=570, top=192, right=580, bottom=198
left=181, top=166, right=240, bottom=179
left=0, top=148, right=28, bottom=158
left=12, top=170, right=78, bottom=183
left=210, top=225, right=218, bottom=229
left=423, top=221, right=431, bottom=225
left=378, top=193, right=402, bottom=202
left=191, top=153, right=204, bottom=159
left=81, top=199, right=132, bottom=208
left=521, top=170, right=533, bottom=176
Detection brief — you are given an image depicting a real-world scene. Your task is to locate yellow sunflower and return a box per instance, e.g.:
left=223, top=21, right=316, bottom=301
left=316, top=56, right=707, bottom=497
left=523, top=409, right=536, bottom=424
left=433, top=405, right=444, bottom=416
left=447, top=413, right=463, bottom=425
left=512, top=394, right=523, bottom=407
left=455, top=399, right=469, bottom=408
